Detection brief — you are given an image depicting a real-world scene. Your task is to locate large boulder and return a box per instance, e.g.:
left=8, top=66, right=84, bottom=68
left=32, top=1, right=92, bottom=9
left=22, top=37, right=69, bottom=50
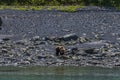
left=43, top=33, right=78, bottom=42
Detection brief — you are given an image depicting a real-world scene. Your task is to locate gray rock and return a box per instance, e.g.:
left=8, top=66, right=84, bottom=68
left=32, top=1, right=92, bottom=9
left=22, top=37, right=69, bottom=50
left=2, top=38, right=10, bottom=41
left=1, top=49, right=8, bottom=53
left=59, top=55, right=70, bottom=59
left=115, top=63, right=120, bottom=66
left=44, top=36, right=55, bottom=41
left=25, top=53, right=31, bottom=56
left=17, top=61, right=30, bottom=65
left=32, top=36, right=41, bottom=41
left=92, top=56, right=104, bottom=60
left=79, top=37, right=89, bottom=43
left=71, top=56, right=77, bottom=60
left=37, top=55, right=47, bottom=59
left=34, top=41, right=46, bottom=45
left=87, top=60, right=101, bottom=65
left=0, top=61, right=6, bottom=65
left=60, top=33, right=78, bottom=41
left=39, top=41, right=46, bottom=45
left=106, top=52, right=120, bottom=57
left=0, top=35, right=13, bottom=41
left=62, top=29, right=71, bottom=32
left=65, top=41, right=78, bottom=45
left=84, top=48, right=99, bottom=54
left=15, top=40, right=25, bottom=45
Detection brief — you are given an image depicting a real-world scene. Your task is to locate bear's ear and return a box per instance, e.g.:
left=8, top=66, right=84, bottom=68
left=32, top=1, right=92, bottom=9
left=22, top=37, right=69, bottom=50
left=60, top=46, right=63, bottom=49
left=56, top=46, right=59, bottom=51
left=61, top=46, right=65, bottom=50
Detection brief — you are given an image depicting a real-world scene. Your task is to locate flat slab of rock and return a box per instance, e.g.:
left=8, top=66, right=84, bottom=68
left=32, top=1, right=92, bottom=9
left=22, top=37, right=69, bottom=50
left=60, top=33, right=78, bottom=41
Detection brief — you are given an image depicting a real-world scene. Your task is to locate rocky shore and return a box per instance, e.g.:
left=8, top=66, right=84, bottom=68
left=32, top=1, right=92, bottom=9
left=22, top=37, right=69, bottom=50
left=0, top=34, right=119, bottom=68
left=0, top=6, right=120, bottom=68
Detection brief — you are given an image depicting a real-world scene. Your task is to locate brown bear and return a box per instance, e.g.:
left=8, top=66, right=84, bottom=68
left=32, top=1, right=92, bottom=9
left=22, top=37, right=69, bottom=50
left=55, top=46, right=65, bottom=56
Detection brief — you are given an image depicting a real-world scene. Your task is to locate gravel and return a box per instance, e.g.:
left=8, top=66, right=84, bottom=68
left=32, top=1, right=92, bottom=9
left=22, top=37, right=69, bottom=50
left=0, top=7, right=120, bottom=41
left=0, top=6, right=120, bottom=68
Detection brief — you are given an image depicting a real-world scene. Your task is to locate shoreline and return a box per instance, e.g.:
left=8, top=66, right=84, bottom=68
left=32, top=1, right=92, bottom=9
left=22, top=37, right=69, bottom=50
left=0, top=65, right=118, bottom=72
left=0, top=35, right=119, bottom=68
left=0, top=8, right=120, bottom=68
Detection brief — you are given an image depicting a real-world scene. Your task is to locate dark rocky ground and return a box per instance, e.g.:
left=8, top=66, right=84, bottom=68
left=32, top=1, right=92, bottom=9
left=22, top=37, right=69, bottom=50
left=0, top=6, right=120, bottom=68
